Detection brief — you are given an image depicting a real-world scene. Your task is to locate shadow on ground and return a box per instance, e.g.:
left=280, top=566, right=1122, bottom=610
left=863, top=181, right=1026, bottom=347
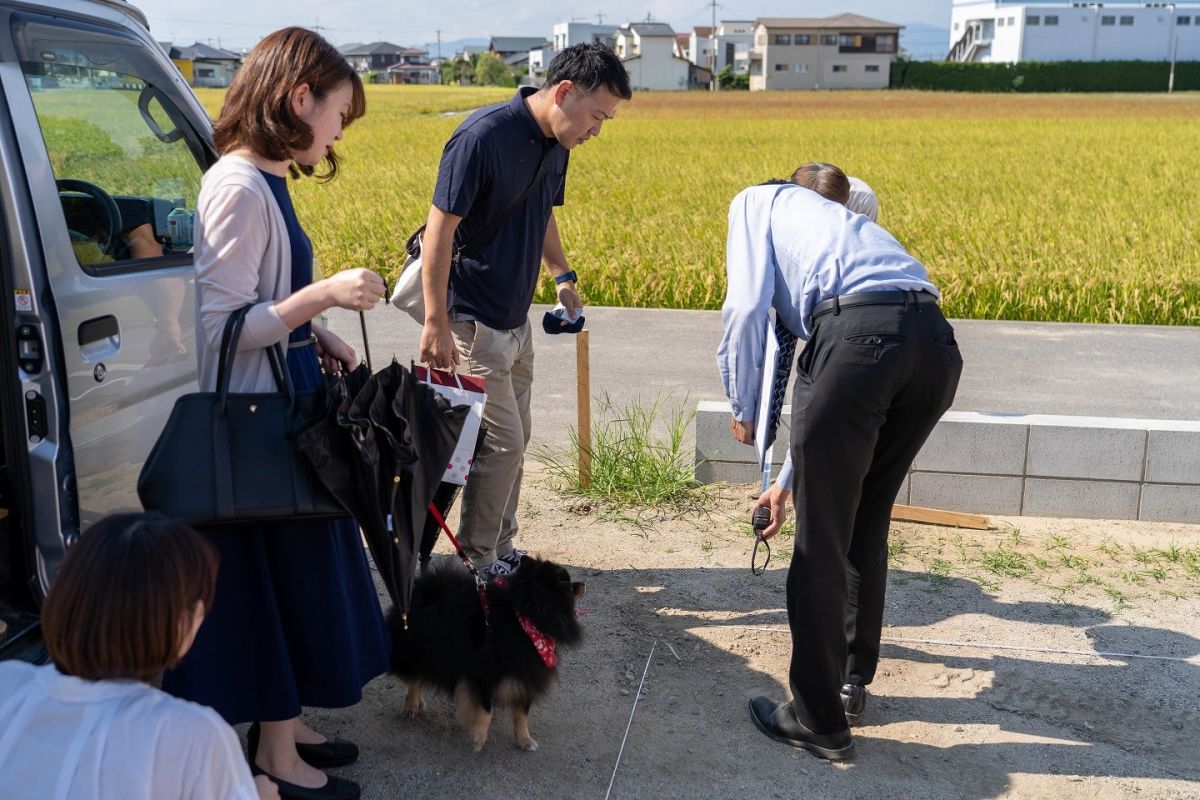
left=296, top=563, right=1198, bottom=800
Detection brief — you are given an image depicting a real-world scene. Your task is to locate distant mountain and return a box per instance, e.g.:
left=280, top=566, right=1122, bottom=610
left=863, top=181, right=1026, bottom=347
left=417, top=37, right=488, bottom=60
left=900, top=22, right=950, bottom=61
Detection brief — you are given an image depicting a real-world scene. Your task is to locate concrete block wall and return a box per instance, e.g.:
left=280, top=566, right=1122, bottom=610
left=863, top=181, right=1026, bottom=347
left=694, top=402, right=1200, bottom=523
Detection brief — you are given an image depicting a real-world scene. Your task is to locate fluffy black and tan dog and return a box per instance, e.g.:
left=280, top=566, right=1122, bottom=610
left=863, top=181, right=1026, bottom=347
left=387, top=556, right=584, bottom=752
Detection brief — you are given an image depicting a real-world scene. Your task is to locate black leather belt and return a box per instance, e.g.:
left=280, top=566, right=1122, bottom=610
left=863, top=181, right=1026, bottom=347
left=812, top=290, right=937, bottom=321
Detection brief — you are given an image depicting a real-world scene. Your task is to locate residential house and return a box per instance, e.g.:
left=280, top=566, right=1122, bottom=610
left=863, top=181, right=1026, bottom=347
left=384, top=48, right=438, bottom=84
left=342, top=42, right=425, bottom=76
left=714, top=20, right=755, bottom=75
left=615, top=22, right=690, bottom=90
left=528, top=42, right=556, bottom=83
left=750, top=14, right=900, bottom=90
left=456, top=45, right=488, bottom=63
left=386, top=62, right=439, bottom=84
left=550, top=21, right=616, bottom=50
left=535, top=22, right=618, bottom=83
left=674, top=32, right=691, bottom=61
left=948, top=0, right=1200, bottom=62
left=161, top=42, right=241, bottom=88
left=688, top=26, right=714, bottom=71
left=489, top=36, right=548, bottom=61
left=688, top=63, right=714, bottom=89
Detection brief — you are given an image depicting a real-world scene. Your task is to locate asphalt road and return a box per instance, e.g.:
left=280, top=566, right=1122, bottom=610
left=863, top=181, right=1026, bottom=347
left=327, top=305, right=1200, bottom=451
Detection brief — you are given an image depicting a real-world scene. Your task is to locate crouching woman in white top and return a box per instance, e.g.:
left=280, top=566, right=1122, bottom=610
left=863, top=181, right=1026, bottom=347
left=0, top=513, right=278, bottom=800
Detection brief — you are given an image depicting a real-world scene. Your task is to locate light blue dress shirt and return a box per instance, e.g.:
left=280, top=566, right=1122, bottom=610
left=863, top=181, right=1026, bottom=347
left=716, top=183, right=938, bottom=489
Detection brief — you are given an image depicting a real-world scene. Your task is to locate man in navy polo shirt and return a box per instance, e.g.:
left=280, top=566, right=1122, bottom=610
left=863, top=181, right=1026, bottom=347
left=418, top=43, right=632, bottom=576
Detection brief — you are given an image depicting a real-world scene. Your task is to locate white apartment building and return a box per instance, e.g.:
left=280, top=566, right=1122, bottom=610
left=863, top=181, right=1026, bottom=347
left=715, top=20, right=756, bottom=74
left=750, top=14, right=900, bottom=90
left=686, top=21, right=754, bottom=74
left=689, top=26, right=714, bottom=70
left=551, top=21, right=617, bottom=51
left=948, top=1, right=1200, bottom=62
left=615, top=22, right=690, bottom=90
left=530, top=23, right=618, bottom=84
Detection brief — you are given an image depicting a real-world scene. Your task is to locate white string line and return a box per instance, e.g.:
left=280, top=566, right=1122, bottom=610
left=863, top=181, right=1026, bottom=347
left=724, top=626, right=1200, bottom=664
left=604, top=640, right=657, bottom=800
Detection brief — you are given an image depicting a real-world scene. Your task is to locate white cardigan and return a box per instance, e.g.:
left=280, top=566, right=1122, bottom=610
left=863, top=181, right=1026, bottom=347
left=194, top=154, right=294, bottom=393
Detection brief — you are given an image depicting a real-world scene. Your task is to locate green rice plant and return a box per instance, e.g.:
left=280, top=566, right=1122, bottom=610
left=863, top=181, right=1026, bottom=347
left=533, top=391, right=709, bottom=510
left=191, top=87, right=1200, bottom=325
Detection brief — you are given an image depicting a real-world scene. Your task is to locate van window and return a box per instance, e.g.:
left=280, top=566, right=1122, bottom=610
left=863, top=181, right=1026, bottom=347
left=13, top=16, right=208, bottom=272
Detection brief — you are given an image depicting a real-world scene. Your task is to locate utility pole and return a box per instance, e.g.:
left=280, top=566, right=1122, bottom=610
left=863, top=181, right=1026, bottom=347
left=596, top=11, right=606, bottom=25
left=436, top=29, right=442, bottom=60
left=708, top=0, right=719, bottom=91
left=1169, top=34, right=1179, bottom=93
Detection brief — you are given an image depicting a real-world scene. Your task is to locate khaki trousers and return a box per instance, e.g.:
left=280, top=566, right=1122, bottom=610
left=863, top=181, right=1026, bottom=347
left=450, top=319, right=534, bottom=565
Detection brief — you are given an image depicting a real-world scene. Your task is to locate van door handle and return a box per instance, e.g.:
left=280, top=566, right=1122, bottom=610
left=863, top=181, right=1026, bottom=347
left=78, top=315, right=120, bottom=361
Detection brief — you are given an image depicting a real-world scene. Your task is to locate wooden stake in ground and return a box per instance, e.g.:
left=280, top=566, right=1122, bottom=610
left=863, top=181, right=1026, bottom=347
left=891, top=503, right=990, bottom=530
left=576, top=329, right=591, bottom=490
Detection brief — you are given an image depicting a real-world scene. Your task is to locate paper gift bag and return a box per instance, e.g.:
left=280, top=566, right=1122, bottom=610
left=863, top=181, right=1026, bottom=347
left=417, top=366, right=486, bottom=485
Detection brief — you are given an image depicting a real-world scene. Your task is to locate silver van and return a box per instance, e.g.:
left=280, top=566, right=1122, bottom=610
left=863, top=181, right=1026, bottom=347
left=0, top=0, right=213, bottom=659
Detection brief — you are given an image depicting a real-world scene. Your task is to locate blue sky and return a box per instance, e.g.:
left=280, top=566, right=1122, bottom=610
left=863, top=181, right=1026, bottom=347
left=138, top=0, right=952, bottom=52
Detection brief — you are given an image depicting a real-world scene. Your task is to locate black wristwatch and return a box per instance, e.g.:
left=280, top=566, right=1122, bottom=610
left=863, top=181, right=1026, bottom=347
left=553, top=270, right=577, bottom=286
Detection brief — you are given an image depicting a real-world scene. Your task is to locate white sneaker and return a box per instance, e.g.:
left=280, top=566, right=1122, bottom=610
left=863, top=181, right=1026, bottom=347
left=499, top=548, right=526, bottom=570
left=482, top=559, right=515, bottom=580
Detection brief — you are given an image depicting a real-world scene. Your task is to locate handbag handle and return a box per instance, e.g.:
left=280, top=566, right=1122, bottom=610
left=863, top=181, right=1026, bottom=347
left=215, top=305, right=298, bottom=416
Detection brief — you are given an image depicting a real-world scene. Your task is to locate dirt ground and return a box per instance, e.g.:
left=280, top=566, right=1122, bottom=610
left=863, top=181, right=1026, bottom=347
left=286, top=471, right=1200, bottom=800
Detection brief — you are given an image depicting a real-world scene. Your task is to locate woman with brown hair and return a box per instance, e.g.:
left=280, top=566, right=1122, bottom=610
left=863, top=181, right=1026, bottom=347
left=159, top=27, right=387, bottom=800
left=0, top=513, right=276, bottom=799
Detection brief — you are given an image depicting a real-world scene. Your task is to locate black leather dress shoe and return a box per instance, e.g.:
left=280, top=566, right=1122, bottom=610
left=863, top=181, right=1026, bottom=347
left=248, top=722, right=360, bottom=769
left=250, top=762, right=361, bottom=800
left=748, top=695, right=855, bottom=761
left=841, top=683, right=867, bottom=725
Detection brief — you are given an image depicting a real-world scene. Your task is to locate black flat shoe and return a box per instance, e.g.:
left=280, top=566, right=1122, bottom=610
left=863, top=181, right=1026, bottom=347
left=248, top=722, right=360, bottom=769
left=250, top=762, right=361, bottom=800
left=840, top=683, right=867, bottom=725
left=748, top=695, right=855, bottom=761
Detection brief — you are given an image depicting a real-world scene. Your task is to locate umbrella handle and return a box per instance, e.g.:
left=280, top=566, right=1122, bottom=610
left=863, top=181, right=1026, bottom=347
left=359, top=311, right=372, bottom=372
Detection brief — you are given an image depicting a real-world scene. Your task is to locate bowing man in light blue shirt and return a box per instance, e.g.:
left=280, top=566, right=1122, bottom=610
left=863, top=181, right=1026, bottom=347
left=718, top=164, right=962, bottom=761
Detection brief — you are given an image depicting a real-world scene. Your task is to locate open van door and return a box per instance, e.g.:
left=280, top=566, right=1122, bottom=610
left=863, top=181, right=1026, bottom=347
left=0, top=3, right=214, bottom=655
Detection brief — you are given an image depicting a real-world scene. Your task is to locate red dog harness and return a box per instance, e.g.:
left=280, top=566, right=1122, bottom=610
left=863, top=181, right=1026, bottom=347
left=427, top=504, right=558, bottom=668
left=490, top=578, right=558, bottom=668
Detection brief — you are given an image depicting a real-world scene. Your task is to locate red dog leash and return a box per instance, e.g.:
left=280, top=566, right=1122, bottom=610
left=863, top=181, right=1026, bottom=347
left=425, top=503, right=558, bottom=667
left=427, top=502, right=489, bottom=625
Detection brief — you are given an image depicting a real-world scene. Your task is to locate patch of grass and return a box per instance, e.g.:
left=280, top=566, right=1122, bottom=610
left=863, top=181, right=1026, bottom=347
left=924, top=557, right=953, bottom=591
left=982, top=545, right=1031, bottom=578
left=533, top=392, right=710, bottom=511
left=1157, top=541, right=1184, bottom=563
left=700, top=538, right=715, bottom=554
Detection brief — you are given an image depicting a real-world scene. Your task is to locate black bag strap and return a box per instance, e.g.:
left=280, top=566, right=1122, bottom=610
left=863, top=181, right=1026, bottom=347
left=215, top=305, right=297, bottom=415
left=405, top=143, right=557, bottom=259
left=460, top=143, right=555, bottom=255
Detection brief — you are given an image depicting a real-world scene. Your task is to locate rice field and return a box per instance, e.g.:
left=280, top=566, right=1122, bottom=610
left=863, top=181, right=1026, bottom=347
left=196, top=87, right=1200, bottom=325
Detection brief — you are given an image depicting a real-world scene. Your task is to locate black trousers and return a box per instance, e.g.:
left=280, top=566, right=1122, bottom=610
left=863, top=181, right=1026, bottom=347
left=786, top=298, right=962, bottom=734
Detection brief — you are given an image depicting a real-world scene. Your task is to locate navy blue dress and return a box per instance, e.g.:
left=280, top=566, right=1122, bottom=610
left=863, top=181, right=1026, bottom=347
left=163, top=171, right=390, bottom=724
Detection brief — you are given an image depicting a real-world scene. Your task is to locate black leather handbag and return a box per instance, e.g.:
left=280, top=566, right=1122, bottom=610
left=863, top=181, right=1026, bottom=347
left=138, top=306, right=346, bottom=526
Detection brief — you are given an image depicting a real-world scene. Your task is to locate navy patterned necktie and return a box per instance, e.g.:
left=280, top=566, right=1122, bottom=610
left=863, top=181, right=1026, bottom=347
left=764, top=317, right=799, bottom=451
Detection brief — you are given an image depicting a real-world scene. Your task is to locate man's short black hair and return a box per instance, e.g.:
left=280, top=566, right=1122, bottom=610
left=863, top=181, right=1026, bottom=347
left=544, top=42, right=632, bottom=101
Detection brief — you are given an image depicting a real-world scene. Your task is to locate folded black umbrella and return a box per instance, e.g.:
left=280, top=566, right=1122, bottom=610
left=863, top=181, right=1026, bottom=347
left=298, top=354, right=467, bottom=622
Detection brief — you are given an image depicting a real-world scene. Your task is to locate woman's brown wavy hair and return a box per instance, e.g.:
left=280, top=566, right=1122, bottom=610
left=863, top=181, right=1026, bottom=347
left=212, top=27, right=365, bottom=180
